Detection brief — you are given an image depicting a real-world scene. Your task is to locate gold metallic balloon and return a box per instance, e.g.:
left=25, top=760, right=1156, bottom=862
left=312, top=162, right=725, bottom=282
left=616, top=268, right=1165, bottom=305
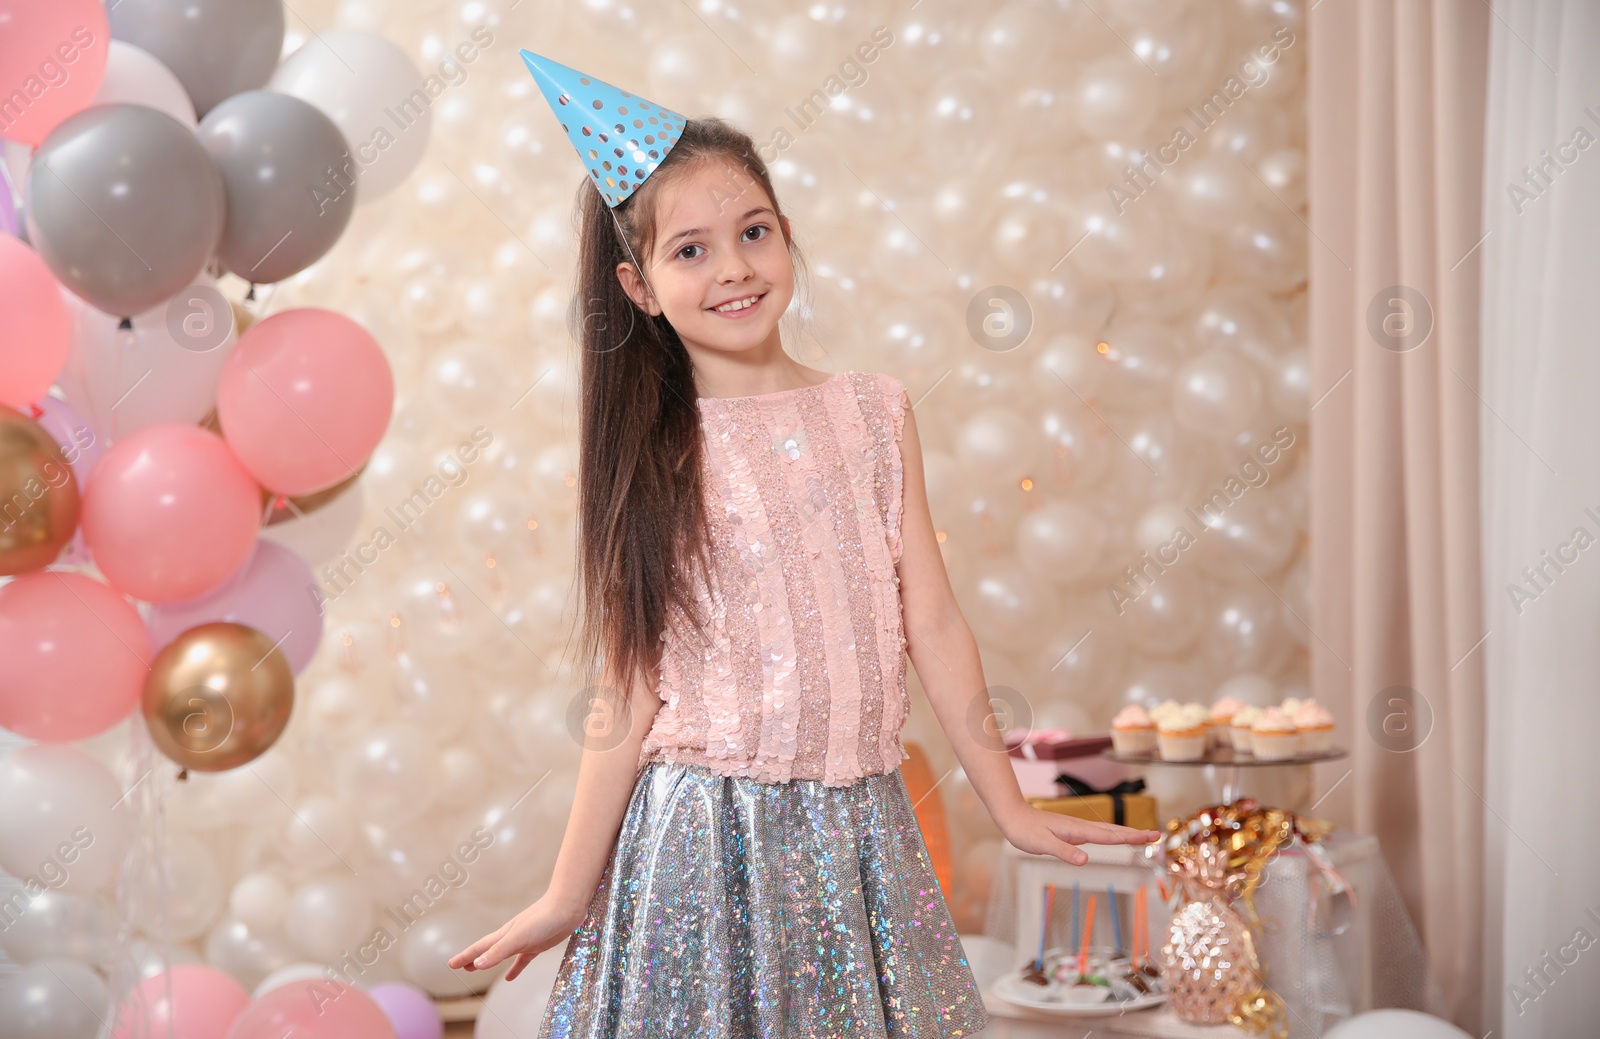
left=143, top=621, right=295, bottom=772
left=0, top=403, right=81, bottom=576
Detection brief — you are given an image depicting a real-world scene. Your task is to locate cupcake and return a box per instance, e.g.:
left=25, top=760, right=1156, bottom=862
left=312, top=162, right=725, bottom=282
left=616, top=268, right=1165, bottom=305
left=1157, top=704, right=1209, bottom=761
left=1149, top=699, right=1184, bottom=728
left=1280, top=696, right=1304, bottom=717
left=1292, top=699, right=1336, bottom=753
left=1111, top=705, right=1158, bottom=755
left=1250, top=707, right=1301, bottom=761
left=1230, top=705, right=1263, bottom=754
left=1208, top=696, right=1247, bottom=748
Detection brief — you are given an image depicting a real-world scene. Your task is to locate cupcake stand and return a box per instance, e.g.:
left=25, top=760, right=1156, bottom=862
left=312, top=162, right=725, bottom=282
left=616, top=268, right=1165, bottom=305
left=978, top=738, right=1442, bottom=1037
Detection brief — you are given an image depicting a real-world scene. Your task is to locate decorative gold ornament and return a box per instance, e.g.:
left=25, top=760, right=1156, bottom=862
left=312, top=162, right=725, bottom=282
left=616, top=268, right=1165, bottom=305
left=1145, top=799, right=1339, bottom=1038
left=0, top=403, right=81, bottom=576
left=143, top=621, right=294, bottom=772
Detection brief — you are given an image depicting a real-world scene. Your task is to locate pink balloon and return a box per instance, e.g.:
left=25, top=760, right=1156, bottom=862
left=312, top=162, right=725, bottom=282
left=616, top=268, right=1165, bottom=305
left=216, top=308, right=394, bottom=497
left=368, top=982, right=443, bottom=1039
left=0, top=235, right=71, bottom=408
left=112, top=963, right=250, bottom=1039
left=147, top=539, right=324, bottom=673
left=0, top=570, right=151, bottom=741
left=82, top=424, right=262, bottom=603
left=226, top=978, right=399, bottom=1039
left=0, top=1, right=111, bottom=147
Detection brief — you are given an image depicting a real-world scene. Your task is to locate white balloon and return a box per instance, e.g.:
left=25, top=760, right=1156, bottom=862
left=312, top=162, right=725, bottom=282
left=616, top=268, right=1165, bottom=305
left=270, top=30, right=431, bottom=202
left=474, top=942, right=569, bottom=1039
left=0, top=958, right=109, bottom=1039
left=286, top=875, right=375, bottom=963
left=54, top=275, right=237, bottom=448
left=956, top=408, right=1045, bottom=483
left=1205, top=585, right=1290, bottom=674
left=1172, top=347, right=1264, bottom=436
left=1015, top=500, right=1105, bottom=584
left=962, top=560, right=1057, bottom=655
left=400, top=907, right=498, bottom=996
left=1174, top=155, right=1253, bottom=232
left=1323, top=1010, right=1472, bottom=1039
left=339, top=722, right=440, bottom=825
left=280, top=794, right=357, bottom=872
left=232, top=871, right=291, bottom=931
left=203, top=917, right=300, bottom=993
left=95, top=41, right=197, bottom=127
left=0, top=888, right=117, bottom=967
left=1212, top=672, right=1276, bottom=708
left=253, top=961, right=340, bottom=999
left=0, top=744, right=133, bottom=893
left=128, top=831, right=226, bottom=942
left=1114, top=568, right=1205, bottom=655
left=1072, top=57, right=1159, bottom=139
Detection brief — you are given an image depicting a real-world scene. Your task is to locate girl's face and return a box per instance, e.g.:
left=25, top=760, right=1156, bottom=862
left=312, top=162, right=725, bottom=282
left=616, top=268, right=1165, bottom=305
left=616, top=159, right=794, bottom=362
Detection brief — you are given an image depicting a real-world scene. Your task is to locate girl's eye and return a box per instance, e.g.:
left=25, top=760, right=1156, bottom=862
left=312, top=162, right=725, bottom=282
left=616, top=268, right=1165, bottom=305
left=676, top=225, right=770, bottom=261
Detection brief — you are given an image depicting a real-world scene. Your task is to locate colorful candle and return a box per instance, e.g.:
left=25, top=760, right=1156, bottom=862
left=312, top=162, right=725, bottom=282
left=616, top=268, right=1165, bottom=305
left=1108, top=884, right=1123, bottom=958
left=1036, top=883, right=1055, bottom=971
left=1078, top=895, right=1097, bottom=976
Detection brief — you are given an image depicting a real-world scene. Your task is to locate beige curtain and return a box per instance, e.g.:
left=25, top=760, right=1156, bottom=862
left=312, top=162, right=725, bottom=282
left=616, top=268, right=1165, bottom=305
left=1307, top=1, right=1488, bottom=1031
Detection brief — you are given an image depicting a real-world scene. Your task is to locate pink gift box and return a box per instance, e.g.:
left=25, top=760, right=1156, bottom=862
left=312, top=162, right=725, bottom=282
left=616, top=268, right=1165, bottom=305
left=1005, top=728, right=1136, bottom=798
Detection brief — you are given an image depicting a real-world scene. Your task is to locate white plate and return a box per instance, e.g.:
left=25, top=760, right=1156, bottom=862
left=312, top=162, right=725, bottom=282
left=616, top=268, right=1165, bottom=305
left=992, top=974, right=1167, bottom=1017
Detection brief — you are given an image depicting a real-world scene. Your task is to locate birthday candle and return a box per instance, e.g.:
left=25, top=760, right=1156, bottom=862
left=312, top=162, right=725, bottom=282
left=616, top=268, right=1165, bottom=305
left=1108, top=884, right=1123, bottom=958
left=1071, top=881, right=1080, bottom=966
left=1036, top=883, right=1055, bottom=971
left=1078, top=895, right=1097, bottom=976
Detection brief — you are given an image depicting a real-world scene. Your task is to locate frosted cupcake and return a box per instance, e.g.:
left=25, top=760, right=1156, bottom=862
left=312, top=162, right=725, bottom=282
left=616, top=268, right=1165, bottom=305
left=1149, top=699, right=1184, bottom=728
left=1280, top=696, right=1304, bottom=717
left=1251, top=707, right=1301, bottom=761
left=1230, top=705, right=1263, bottom=753
left=1111, top=705, right=1158, bottom=755
left=1157, top=704, right=1209, bottom=761
left=1292, top=700, right=1336, bottom=753
left=1208, top=696, right=1247, bottom=748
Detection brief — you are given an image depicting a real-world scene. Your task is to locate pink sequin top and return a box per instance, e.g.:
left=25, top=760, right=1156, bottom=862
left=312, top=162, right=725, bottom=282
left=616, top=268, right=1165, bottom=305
left=638, top=369, right=913, bottom=787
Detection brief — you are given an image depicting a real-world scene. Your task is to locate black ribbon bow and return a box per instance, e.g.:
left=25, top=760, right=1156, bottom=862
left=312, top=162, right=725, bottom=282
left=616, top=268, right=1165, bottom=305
left=1051, top=775, right=1147, bottom=826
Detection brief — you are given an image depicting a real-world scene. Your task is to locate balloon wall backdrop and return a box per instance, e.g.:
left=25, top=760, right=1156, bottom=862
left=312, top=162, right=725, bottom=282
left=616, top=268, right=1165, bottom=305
left=0, top=0, right=1309, bottom=1033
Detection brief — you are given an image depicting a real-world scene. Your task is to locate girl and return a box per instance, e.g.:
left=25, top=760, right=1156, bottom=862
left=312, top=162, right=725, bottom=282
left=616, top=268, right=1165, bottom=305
left=449, top=54, right=1160, bottom=1038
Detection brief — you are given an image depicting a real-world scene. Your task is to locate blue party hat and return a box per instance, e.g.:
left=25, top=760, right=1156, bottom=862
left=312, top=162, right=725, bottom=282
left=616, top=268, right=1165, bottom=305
left=519, top=49, right=687, bottom=208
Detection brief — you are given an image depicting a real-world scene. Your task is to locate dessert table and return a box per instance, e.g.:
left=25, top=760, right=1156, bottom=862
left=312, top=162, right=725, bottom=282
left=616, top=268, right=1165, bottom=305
left=977, top=831, right=1446, bottom=1037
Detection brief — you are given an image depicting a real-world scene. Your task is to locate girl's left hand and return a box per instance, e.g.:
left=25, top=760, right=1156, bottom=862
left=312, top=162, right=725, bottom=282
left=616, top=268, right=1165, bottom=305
left=998, top=805, right=1161, bottom=866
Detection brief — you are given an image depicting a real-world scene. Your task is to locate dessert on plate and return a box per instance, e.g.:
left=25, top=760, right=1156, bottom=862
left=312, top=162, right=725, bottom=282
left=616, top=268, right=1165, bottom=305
left=1157, top=703, right=1209, bottom=761
left=1251, top=706, right=1301, bottom=760
left=1111, top=704, right=1158, bottom=755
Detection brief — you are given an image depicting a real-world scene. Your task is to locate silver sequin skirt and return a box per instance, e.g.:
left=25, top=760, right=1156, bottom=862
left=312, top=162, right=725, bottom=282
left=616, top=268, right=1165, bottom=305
left=538, top=759, right=990, bottom=1039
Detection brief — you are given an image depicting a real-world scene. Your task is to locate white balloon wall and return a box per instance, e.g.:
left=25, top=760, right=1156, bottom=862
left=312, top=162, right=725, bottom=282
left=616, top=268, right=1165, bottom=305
left=13, top=0, right=1310, bottom=1001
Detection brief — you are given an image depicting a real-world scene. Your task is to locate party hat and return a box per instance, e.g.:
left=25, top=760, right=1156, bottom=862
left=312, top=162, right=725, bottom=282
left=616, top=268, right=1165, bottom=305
left=519, top=49, right=687, bottom=208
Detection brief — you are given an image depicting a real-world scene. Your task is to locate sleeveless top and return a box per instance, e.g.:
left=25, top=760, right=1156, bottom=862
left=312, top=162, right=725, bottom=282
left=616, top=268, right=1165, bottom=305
left=638, top=370, right=912, bottom=787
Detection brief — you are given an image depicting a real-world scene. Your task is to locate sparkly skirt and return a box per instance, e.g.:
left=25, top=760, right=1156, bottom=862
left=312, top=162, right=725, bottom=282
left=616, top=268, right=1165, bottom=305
left=538, top=759, right=990, bottom=1039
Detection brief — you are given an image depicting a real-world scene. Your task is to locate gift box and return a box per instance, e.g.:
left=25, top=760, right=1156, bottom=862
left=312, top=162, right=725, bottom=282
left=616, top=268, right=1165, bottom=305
left=1026, top=775, right=1159, bottom=831
left=1006, top=729, right=1135, bottom=798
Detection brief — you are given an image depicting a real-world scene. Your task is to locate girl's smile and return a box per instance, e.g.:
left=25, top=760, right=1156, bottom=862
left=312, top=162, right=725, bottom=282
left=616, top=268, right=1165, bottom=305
left=707, top=290, right=767, bottom=317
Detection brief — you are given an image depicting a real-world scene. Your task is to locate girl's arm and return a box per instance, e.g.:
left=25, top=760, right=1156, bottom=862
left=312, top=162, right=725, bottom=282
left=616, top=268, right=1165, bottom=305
left=895, top=400, right=1162, bottom=865
left=451, top=666, right=663, bottom=981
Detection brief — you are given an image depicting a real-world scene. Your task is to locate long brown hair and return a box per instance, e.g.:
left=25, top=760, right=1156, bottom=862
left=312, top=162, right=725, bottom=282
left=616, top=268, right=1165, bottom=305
left=568, top=117, right=809, bottom=700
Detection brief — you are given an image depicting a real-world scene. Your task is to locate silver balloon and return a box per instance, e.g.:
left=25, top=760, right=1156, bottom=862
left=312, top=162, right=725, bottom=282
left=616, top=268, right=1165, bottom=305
left=197, top=91, right=357, bottom=284
left=107, top=0, right=286, bottom=116
left=26, top=104, right=224, bottom=318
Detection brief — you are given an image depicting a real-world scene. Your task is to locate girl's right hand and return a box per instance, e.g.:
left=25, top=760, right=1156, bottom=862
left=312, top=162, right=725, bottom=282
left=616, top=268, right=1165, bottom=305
left=448, top=896, right=584, bottom=983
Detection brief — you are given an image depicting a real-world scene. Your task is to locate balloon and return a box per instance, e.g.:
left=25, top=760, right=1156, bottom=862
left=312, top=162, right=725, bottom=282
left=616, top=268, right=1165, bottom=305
left=1204, top=584, right=1290, bottom=674
left=0, top=889, right=117, bottom=966
left=111, top=963, right=250, bottom=1039
left=252, top=962, right=335, bottom=1000
left=1171, top=346, right=1264, bottom=436
left=94, top=40, right=196, bottom=127
left=339, top=722, right=440, bottom=826
left=224, top=978, right=397, bottom=1039
left=231, top=872, right=291, bottom=933
left=28, top=394, right=99, bottom=568
left=147, top=539, right=324, bottom=675
left=0, top=958, right=110, bottom=1039
left=81, top=424, right=261, bottom=603
left=202, top=924, right=301, bottom=997
left=473, top=946, right=567, bottom=1039
left=962, top=560, right=1057, bottom=655
left=285, top=875, right=373, bottom=963
left=270, top=30, right=432, bottom=203
left=1073, top=57, right=1158, bottom=139
left=368, top=982, right=444, bottom=1039
left=1015, top=500, right=1105, bottom=584
left=25, top=104, right=225, bottom=318
left=0, top=743, right=134, bottom=892
left=216, top=308, right=395, bottom=497
left=127, top=831, right=226, bottom=943
left=0, top=570, right=151, bottom=741
left=260, top=475, right=366, bottom=571
left=106, top=0, right=285, bottom=117
left=1323, top=1010, right=1472, bottom=1039
left=0, top=404, right=80, bottom=575
left=197, top=91, right=358, bottom=284
left=54, top=274, right=239, bottom=448
left=399, top=908, right=497, bottom=997
left=0, top=235, right=71, bottom=408
left=0, top=0, right=111, bottom=147
left=143, top=621, right=295, bottom=772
